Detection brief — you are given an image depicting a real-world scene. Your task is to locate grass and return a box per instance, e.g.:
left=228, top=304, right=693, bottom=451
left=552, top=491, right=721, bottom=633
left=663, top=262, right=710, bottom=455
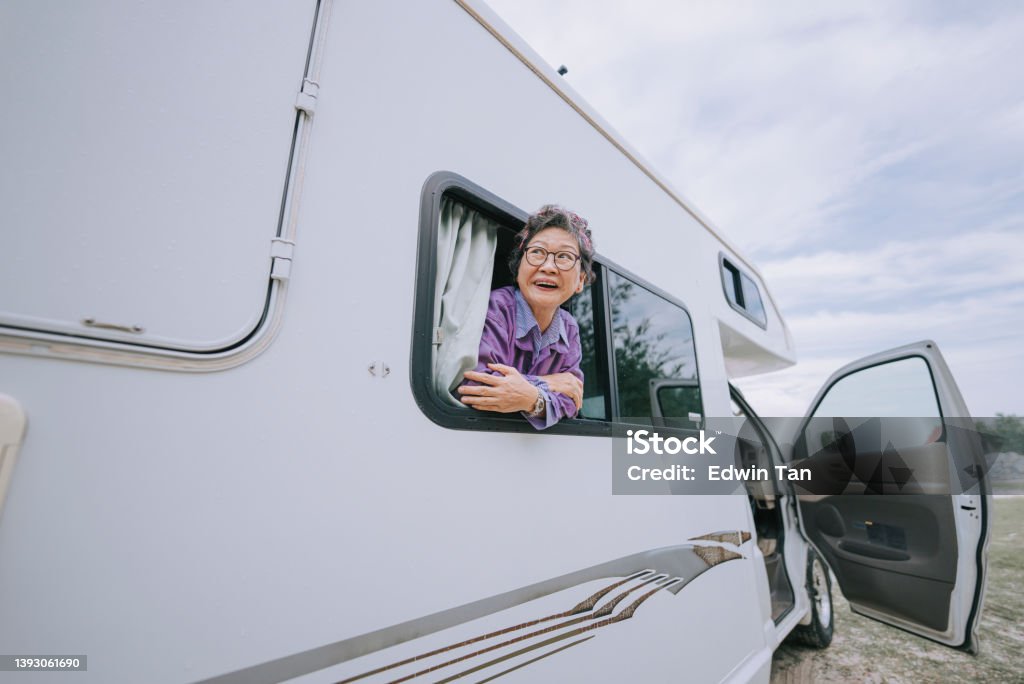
left=771, top=496, right=1024, bottom=683
left=992, top=480, right=1024, bottom=495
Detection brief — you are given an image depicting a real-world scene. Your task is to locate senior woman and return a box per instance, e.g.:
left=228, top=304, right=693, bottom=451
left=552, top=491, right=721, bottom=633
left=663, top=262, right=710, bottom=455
left=457, top=205, right=595, bottom=429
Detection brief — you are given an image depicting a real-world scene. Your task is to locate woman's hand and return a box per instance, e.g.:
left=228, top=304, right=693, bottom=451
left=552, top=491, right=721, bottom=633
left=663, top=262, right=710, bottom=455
left=459, top=364, right=540, bottom=413
left=539, top=372, right=584, bottom=411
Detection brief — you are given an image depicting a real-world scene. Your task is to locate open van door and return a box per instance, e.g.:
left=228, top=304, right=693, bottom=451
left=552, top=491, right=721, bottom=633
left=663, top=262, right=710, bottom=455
left=791, top=341, right=990, bottom=653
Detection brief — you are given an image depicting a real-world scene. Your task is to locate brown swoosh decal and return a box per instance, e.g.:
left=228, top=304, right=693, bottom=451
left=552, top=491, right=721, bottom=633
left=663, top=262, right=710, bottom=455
left=465, top=636, right=595, bottom=684
left=692, top=546, right=742, bottom=566
left=195, top=540, right=746, bottom=684
left=689, top=530, right=752, bottom=545
left=335, top=570, right=655, bottom=684
left=383, top=577, right=683, bottom=684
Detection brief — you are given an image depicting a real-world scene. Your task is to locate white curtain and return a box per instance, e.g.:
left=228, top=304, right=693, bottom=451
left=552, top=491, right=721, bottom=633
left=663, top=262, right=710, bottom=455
left=433, top=197, right=499, bottom=405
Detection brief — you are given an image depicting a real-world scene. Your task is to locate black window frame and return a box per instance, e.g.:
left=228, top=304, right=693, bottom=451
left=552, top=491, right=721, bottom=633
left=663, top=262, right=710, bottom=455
left=412, top=171, right=703, bottom=436
left=718, top=252, right=767, bottom=329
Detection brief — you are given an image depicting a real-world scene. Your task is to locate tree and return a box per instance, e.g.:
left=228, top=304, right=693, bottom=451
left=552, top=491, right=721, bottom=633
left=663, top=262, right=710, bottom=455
left=609, top=278, right=696, bottom=420
left=984, top=413, right=1024, bottom=454
left=570, top=275, right=700, bottom=421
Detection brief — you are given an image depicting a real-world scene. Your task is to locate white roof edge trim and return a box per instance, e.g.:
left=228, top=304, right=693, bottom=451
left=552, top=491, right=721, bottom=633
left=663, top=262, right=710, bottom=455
left=457, top=0, right=792, bottom=343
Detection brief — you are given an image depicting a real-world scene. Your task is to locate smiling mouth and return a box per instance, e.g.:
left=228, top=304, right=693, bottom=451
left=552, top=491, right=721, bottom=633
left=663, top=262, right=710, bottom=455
left=534, top=281, right=558, bottom=290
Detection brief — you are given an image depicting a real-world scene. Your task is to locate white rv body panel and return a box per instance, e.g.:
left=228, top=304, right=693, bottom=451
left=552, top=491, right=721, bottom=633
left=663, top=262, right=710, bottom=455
left=0, top=1, right=317, bottom=351
left=0, top=1, right=987, bottom=683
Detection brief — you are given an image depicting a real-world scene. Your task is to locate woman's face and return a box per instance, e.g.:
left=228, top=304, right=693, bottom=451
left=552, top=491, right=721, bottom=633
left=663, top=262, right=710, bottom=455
left=516, top=227, right=585, bottom=314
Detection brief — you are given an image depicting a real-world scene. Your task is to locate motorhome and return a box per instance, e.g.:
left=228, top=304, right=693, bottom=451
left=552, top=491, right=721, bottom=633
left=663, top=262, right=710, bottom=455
left=0, top=1, right=990, bottom=682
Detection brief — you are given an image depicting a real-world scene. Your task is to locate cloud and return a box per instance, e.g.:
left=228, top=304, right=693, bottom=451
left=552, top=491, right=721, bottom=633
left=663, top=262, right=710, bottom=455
left=487, top=0, right=1024, bottom=416
left=736, top=282, right=1024, bottom=416
left=741, top=226, right=1024, bottom=417
left=760, top=228, right=1024, bottom=312
left=491, top=0, right=1024, bottom=250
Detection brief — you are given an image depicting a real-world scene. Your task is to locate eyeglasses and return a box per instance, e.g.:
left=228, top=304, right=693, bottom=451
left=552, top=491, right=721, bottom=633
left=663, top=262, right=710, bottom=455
left=524, top=246, right=580, bottom=271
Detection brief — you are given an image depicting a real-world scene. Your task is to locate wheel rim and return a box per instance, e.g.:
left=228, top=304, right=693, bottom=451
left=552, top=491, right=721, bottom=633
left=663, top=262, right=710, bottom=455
left=811, top=558, right=831, bottom=626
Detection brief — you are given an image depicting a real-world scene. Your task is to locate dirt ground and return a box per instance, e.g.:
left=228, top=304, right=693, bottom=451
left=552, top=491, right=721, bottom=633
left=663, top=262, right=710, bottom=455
left=770, top=496, right=1024, bottom=683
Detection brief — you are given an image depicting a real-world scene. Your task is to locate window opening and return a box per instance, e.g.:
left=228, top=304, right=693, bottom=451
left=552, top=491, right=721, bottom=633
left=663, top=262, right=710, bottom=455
left=414, top=172, right=702, bottom=436
left=419, top=182, right=610, bottom=434
left=722, top=259, right=743, bottom=307
left=720, top=255, right=767, bottom=328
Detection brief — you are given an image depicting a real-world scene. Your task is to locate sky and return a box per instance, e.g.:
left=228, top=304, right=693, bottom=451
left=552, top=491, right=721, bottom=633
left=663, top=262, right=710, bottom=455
left=486, top=0, right=1024, bottom=417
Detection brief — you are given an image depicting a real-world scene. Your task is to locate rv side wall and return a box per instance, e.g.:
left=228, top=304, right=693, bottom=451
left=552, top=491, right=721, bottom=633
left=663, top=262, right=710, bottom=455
left=0, top=1, right=780, bottom=682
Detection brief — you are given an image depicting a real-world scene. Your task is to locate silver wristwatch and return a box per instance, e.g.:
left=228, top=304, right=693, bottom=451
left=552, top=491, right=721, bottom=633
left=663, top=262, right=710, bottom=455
left=527, top=388, right=545, bottom=417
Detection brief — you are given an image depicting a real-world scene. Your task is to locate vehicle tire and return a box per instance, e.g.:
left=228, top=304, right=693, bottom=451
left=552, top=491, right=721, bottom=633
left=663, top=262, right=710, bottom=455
left=789, top=550, right=834, bottom=648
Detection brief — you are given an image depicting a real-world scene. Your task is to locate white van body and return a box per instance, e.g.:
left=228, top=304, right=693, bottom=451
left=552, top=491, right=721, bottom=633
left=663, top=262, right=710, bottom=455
left=0, top=1, right=990, bottom=683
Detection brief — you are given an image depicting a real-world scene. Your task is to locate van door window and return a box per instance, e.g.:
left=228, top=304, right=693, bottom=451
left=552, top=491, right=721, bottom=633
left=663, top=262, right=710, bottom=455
left=809, top=356, right=943, bottom=450
left=608, top=271, right=701, bottom=423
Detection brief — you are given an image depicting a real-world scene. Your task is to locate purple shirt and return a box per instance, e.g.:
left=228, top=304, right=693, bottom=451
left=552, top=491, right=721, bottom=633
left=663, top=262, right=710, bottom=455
left=464, top=286, right=583, bottom=429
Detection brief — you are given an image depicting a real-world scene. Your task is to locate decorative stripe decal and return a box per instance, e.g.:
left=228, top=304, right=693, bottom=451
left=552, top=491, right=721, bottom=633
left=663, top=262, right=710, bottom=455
left=194, top=535, right=748, bottom=684
left=469, top=636, right=595, bottom=684
left=689, top=530, right=752, bottom=546
left=335, top=571, right=657, bottom=684
left=431, top=578, right=686, bottom=684
left=692, top=546, right=743, bottom=566
left=363, top=576, right=675, bottom=684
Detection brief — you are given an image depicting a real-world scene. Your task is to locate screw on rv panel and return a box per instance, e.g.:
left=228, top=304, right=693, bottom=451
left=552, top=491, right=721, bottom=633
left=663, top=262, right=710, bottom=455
left=557, top=65, right=568, bottom=75
left=367, top=361, right=390, bottom=378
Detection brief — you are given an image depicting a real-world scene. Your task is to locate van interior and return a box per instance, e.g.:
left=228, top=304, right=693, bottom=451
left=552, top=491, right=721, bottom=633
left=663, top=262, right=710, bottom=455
left=731, top=388, right=796, bottom=621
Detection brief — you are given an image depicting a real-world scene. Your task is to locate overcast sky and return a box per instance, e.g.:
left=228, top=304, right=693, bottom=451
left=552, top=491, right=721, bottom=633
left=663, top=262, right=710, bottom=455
left=487, top=0, right=1024, bottom=417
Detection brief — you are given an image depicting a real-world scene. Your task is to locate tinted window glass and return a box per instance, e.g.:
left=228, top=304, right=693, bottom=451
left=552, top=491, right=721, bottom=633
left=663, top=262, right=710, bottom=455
left=739, top=272, right=766, bottom=326
left=656, top=385, right=702, bottom=418
left=809, top=356, right=943, bottom=450
left=720, top=256, right=767, bottom=328
left=569, top=277, right=607, bottom=420
left=654, top=383, right=703, bottom=428
left=608, top=271, right=699, bottom=422
left=814, top=357, right=941, bottom=419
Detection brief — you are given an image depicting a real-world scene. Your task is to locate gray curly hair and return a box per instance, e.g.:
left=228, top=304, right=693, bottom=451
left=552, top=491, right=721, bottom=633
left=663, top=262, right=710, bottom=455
left=508, top=205, right=595, bottom=285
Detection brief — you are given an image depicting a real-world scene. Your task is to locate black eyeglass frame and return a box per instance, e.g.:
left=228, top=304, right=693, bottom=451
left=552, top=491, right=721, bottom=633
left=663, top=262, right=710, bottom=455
left=523, top=245, right=581, bottom=271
